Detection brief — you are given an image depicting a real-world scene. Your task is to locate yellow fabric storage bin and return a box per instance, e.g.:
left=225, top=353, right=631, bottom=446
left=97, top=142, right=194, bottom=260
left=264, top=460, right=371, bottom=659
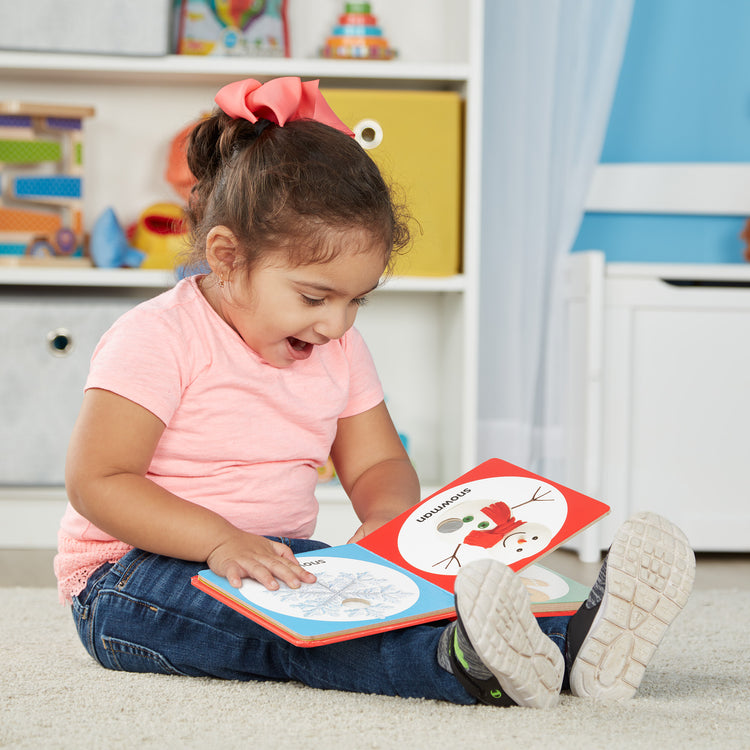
left=322, top=89, right=463, bottom=277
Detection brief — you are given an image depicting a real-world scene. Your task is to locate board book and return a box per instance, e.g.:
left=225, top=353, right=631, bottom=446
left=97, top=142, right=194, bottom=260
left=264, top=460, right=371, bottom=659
left=191, top=458, right=609, bottom=646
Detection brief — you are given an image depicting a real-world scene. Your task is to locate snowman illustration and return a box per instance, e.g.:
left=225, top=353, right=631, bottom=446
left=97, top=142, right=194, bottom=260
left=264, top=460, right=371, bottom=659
left=397, top=476, right=568, bottom=576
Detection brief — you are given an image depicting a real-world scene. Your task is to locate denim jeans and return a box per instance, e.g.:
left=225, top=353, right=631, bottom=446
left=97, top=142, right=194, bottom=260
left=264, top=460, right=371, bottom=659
left=71, top=539, right=571, bottom=704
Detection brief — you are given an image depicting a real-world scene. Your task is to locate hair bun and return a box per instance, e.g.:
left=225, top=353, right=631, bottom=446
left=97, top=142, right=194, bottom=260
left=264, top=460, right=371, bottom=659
left=186, top=114, right=225, bottom=183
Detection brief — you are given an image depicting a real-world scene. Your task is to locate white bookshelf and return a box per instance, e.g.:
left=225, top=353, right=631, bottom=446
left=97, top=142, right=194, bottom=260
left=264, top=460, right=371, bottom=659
left=0, top=266, right=467, bottom=291
left=0, top=50, right=471, bottom=85
left=0, top=0, right=484, bottom=547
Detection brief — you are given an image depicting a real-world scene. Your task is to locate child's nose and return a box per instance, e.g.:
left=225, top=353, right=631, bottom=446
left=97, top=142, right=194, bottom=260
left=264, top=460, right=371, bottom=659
left=315, top=304, right=354, bottom=341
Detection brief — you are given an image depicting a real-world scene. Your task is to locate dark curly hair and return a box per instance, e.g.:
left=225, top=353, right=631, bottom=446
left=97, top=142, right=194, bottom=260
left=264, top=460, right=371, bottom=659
left=181, top=110, right=411, bottom=275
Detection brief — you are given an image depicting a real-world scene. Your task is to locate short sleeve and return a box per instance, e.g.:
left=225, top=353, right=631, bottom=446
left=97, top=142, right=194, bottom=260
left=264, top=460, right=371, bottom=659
left=338, top=327, right=384, bottom=418
left=85, top=307, right=189, bottom=426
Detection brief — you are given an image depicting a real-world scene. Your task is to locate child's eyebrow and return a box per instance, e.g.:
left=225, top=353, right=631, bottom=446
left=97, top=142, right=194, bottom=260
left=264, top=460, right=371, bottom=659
left=296, top=280, right=380, bottom=296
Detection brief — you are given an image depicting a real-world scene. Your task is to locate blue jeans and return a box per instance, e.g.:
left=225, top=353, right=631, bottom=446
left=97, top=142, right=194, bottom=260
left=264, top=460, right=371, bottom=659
left=71, top=539, right=571, bottom=704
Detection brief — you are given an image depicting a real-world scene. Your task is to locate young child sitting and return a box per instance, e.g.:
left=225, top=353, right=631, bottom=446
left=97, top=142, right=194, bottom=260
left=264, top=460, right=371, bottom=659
left=55, top=77, right=695, bottom=707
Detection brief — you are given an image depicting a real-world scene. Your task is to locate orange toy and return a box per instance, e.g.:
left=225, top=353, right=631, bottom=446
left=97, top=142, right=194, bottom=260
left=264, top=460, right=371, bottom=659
left=166, top=119, right=200, bottom=203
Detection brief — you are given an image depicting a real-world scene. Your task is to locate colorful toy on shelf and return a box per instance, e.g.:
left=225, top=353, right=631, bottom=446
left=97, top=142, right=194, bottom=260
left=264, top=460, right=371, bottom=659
left=90, top=207, right=145, bottom=269
left=322, top=2, right=395, bottom=60
left=166, top=119, right=201, bottom=203
left=0, top=101, right=95, bottom=265
left=129, top=202, right=189, bottom=270
left=176, top=0, right=289, bottom=57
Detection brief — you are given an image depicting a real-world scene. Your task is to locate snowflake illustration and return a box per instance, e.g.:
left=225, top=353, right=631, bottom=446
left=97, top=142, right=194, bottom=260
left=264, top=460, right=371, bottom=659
left=275, top=570, right=415, bottom=620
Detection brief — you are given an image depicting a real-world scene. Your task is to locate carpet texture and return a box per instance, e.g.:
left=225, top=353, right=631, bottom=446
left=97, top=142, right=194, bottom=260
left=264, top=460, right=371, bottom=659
left=1, top=587, right=748, bottom=749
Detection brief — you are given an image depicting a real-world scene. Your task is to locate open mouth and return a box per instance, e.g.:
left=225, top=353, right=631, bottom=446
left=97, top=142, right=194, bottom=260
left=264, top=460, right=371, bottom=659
left=287, top=336, right=314, bottom=360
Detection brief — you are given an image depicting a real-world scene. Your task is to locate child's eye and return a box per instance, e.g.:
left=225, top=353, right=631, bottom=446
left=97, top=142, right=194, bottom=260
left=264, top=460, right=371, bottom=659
left=352, top=296, right=369, bottom=307
left=301, top=295, right=325, bottom=306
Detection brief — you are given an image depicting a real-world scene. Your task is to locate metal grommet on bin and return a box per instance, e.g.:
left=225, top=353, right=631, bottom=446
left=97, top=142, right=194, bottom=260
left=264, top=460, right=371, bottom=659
left=353, top=118, right=383, bottom=150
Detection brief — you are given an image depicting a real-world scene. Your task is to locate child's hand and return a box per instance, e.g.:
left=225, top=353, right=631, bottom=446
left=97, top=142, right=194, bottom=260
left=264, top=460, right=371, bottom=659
left=346, top=513, right=396, bottom=544
left=206, top=532, right=317, bottom=591
left=347, top=525, right=369, bottom=544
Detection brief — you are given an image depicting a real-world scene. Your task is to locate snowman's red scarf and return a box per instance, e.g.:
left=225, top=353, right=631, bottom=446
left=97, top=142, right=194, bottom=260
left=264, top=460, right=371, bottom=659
left=463, top=502, right=524, bottom=549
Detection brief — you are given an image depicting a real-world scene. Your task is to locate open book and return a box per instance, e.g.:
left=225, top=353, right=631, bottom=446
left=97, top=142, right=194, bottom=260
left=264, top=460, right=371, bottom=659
left=192, top=458, right=609, bottom=647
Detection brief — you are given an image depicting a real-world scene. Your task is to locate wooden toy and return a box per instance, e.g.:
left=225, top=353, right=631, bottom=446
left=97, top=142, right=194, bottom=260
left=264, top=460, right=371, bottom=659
left=0, top=101, right=95, bottom=265
left=322, top=2, right=395, bottom=60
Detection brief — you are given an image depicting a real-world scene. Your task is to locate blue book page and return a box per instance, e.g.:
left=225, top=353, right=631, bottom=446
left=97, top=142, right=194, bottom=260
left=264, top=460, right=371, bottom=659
left=196, top=544, right=455, bottom=641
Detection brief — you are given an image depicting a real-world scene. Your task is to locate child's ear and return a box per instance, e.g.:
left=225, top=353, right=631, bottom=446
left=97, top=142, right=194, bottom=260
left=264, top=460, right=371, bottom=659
left=205, top=226, right=241, bottom=279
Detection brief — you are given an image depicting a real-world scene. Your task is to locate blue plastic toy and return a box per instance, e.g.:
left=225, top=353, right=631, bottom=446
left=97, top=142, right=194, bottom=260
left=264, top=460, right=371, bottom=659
left=90, top=207, right=145, bottom=268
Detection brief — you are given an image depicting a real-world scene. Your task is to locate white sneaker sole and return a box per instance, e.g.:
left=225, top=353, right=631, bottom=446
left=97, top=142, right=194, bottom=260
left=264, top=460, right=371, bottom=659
left=455, top=558, right=564, bottom=709
left=569, top=511, right=696, bottom=701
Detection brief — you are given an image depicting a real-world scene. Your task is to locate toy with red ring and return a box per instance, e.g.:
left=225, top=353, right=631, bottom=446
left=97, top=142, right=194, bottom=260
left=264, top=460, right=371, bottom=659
left=322, top=2, right=395, bottom=60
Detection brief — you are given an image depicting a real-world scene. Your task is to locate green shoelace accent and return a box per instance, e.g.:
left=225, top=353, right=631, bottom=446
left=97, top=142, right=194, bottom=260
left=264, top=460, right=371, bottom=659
left=453, top=628, right=469, bottom=671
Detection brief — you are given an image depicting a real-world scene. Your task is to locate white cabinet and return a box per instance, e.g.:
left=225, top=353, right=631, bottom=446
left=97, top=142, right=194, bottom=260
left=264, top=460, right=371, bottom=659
left=0, top=0, right=484, bottom=547
left=565, top=251, right=750, bottom=554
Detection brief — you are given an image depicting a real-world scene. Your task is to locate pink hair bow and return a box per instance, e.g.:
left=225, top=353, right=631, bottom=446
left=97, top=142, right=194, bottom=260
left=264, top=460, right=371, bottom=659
left=214, top=77, right=354, bottom=137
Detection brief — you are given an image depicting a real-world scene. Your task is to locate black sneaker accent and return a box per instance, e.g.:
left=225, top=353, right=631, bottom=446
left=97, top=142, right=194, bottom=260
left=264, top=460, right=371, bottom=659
left=448, top=618, right=518, bottom=707
left=450, top=558, right=564, bottom=709
left=565, top=587, right=603, bottom=676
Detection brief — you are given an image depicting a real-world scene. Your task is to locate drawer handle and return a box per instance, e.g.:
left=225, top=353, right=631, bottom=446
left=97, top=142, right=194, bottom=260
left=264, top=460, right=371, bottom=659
left=47, top=328, right=74, bottom=356
left=662, top=278, right=750, bottom=289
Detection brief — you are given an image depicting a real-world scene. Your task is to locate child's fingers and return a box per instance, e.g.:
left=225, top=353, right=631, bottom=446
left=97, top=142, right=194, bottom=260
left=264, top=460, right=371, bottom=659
left=231, top=555, right=316, bottom=592
left=271, top=540, right=306, bottom=563
left=264, top=554, right=317, bottom=589
left=223, top=558, right=281, bottom=591
left=346, top=525, right=366, bottom=544
left=208, top=535, right=317, bottom=591
left=270, top=542, right=318, bottom=583
left=223, top=561, right=246, bottom=589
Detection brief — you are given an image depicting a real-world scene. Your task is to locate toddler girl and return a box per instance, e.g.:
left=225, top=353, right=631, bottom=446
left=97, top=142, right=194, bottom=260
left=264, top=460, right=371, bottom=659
left=56, top=78, right=694, bottom=707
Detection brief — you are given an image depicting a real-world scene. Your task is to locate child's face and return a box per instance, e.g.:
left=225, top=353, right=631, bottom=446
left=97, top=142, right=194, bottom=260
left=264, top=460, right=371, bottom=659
left=218, top=238, right=386, bottom=368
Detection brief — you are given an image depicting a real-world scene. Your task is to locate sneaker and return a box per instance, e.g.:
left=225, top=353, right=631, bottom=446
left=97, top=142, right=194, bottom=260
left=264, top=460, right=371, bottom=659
left=567, top=511, right=696, bottom=701
left=447, top=558, right=564, bottom=708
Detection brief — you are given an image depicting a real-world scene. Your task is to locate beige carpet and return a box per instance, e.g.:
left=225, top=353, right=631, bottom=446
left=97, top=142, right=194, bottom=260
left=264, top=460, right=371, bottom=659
left=1, top=587, right=748, bottom=749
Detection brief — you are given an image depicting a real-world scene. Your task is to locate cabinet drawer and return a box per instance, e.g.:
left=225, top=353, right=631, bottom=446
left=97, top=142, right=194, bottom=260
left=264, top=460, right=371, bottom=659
left=0, top=287, right=153, bottom=484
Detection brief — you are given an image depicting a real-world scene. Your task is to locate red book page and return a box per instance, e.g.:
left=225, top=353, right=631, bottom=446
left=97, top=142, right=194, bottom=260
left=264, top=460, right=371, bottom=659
left=358, top=458, right=609, bottom=593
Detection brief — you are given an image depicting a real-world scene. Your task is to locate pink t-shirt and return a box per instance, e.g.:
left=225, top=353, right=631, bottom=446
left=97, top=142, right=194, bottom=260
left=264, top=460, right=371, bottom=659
left=55, top=275, right=383, bottom=600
